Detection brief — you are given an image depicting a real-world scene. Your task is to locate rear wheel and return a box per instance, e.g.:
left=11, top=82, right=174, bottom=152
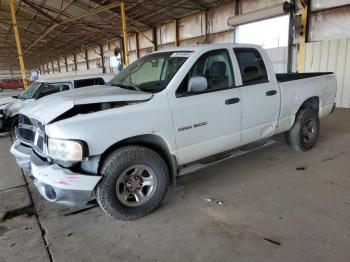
left=285, top=108, right=320, bottom=152
left=96, top=146, right=169, bottom=220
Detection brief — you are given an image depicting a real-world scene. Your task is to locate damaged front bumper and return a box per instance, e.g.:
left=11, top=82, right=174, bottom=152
left=10, top=140, right=102, bottom=207
left=10, top=140, right=32, bottom=173
left=31, top=161, right=102, bottom=207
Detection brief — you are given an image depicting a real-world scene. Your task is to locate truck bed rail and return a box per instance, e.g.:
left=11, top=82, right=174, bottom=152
left=276, top=72, right=333, bottom=83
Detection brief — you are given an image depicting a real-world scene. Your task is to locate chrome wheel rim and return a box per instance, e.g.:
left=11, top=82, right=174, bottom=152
left=302, top=119, right=316, bottom=145
left=116, top=165, right=157, bottom=207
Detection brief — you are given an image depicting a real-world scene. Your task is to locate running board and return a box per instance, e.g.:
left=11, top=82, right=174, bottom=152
left=178, top=139, right=275, bottom=177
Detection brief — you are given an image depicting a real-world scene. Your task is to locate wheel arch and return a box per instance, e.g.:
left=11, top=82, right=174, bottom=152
left=99, top=134, right=178, bottom=186
left=297, top=96, right=320, bottom=115
left=8, top=112, right=19, bottom=120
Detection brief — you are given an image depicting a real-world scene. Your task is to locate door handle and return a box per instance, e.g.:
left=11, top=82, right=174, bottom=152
left=225, top=97, right=240, bottom=105
left=266, top=90, right=277, bottom=96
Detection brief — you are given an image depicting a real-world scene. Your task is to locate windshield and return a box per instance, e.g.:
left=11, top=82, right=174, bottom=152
left=18, top=82, right=43, bottom=99
left=108, top=51, right=192, bottom=93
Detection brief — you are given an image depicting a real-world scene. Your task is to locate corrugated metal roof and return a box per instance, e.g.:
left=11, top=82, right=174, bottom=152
left=0, top=0, right=232, bottom=69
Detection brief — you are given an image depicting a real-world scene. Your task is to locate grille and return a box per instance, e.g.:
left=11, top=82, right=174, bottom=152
left=18, top=128, right=35, bottom=143
left=36, top=135, right=45, bottom=151
left=19, top=114, right=32, bottom=125
left=18, top=114, right=45, bottom=154
left=18, top=114, right=35, bottom=143
left=30, top=150, right=47, bottom=167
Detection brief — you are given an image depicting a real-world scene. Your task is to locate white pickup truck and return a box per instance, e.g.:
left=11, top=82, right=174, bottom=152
left=10, top=44, right=336, bottom=220
left=0, top=74, right=111, bottom=134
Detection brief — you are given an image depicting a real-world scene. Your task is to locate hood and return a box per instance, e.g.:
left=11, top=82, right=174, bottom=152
left=21, top=85, right=153, bottom=124
left=0, top=96, right=16, bottom=109
left=6, top=99, right=34, bottom=117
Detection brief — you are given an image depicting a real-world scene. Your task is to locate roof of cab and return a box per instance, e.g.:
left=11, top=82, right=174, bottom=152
left=152, top=43, right=262, bottom=54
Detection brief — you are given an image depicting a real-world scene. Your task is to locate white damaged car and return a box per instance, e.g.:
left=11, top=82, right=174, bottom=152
left=0, top=75, right=111, bottom=134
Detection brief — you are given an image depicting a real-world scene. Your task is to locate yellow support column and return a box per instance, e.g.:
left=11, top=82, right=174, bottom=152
left=297, top=0, right=308, bottom=73
left=120, top=0, right=129, bottom=67
left=9, top=0, right=29, bottom=88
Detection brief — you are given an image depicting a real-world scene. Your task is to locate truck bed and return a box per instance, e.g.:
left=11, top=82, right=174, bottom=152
left=276, top=72, right=333, bottom=82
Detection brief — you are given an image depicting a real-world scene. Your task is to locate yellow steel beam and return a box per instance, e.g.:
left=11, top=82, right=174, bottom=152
left=120, top=0, right=129, bottom=67
left=9, top=0, right=29, bottom=88
left=297, top=1, right=308, bottom=73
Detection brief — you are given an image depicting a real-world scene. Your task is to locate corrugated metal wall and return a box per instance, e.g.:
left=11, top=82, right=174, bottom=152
left=264, top=47, right=288, bottom=73
left=0, top=69, right=30, bottom=79
left=265, top=37, right=350, bottom=108
left=304, top=38, right=350, bottom=108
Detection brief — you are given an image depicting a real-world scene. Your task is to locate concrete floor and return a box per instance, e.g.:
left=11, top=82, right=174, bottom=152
left=0, top=108, right=349, bottom=262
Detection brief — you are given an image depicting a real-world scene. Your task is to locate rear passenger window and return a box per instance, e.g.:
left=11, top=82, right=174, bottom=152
left=234, top=48, right=268, bottom=86
left=75, top=78, right=96, bottom=88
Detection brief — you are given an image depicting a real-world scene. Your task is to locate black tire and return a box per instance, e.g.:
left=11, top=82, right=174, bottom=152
left=0, top=87, right=3, bottom=92
left=96, top=146, right=169, bottom=220
left=285, top=108, right=320, bottom=152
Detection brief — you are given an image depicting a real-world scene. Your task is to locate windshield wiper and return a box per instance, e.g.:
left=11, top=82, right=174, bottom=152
left=16, top=95, right=28, bottom=100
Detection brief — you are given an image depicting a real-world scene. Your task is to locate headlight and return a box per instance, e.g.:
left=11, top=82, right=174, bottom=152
left=48, top=138, right=88, bottom=162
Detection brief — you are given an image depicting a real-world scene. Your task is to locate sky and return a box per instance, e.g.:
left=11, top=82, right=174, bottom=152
left=236, top=15, right=290, bottom=49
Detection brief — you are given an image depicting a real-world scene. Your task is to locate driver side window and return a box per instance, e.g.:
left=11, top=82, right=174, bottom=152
left=176, top=49, right=235, bottom=97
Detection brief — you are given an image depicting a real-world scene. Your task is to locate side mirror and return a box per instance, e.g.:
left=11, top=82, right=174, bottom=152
left=187, top=76, right=208, bottom=93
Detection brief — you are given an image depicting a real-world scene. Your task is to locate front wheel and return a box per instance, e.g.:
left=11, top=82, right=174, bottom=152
left=285, top=108, right=320, bottom=152
left=96, top=146, right=169, bottom=220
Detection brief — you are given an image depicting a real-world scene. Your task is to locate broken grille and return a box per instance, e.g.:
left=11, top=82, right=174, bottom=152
left=18, top=114, right=35, bottom=144
left=17, top=114, right=45, bottom=154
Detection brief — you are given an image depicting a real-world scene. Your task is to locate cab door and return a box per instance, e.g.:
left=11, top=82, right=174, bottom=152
left=233, top=48, right=280, bottom=145
left=168, top=49, right=242, bottom=165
